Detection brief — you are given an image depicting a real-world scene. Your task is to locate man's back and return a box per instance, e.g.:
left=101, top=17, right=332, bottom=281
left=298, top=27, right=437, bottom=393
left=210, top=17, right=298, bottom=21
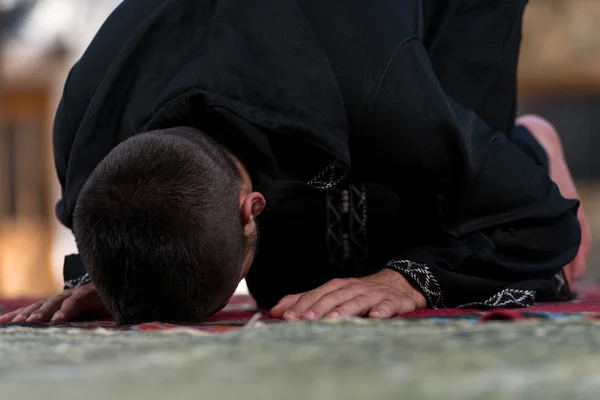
left=55, top=0, right=436, bottom=225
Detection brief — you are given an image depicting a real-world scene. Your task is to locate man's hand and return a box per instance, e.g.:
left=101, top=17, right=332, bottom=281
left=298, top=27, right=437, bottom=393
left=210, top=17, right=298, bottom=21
left=0, top=283, right=109, bottom=324
left=270, top=269, right=427, bottom=321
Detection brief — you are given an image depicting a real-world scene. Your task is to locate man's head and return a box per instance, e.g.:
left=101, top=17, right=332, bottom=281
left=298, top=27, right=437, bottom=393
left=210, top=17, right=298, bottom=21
left=73, top=127, right=265, bottom=324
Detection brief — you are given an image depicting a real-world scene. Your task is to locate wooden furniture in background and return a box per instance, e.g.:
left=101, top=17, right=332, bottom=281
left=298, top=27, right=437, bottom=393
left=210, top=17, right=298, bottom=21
left=0, top=89, right=56, bottom=298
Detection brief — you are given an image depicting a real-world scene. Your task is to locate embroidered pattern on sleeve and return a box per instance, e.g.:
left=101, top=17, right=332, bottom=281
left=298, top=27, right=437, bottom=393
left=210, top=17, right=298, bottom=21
left=325, top=184, right=370, bottom=274
left=348, top=184, right=370, bottom=271
left=63, top=273, right=92, bottom=290
left=553, top=270, right=573, bottom=299
left=457, top=289, right=536, bottom=309
left=308, top=160, right=349, bottom=190
left=385, top=259, right=446, bottom=309
left=325, top=188, right=344, bottom=271
left=554, top=270, right=567, bottom=294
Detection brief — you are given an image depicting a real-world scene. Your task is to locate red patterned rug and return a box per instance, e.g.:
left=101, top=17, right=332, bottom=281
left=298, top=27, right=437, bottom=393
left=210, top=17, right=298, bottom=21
left=1, top=282, right=599, bottom=333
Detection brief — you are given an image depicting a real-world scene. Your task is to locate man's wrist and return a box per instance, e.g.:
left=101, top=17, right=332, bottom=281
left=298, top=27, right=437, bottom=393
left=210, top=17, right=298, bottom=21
left=370, top=268, right=428, bottom=309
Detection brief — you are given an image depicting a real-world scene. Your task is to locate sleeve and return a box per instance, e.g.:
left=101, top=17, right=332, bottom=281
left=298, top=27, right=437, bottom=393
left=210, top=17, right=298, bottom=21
left=53, top=76, right=92, bottom=290
left=511, top=125, right=549, bottom=171
left=423, top=0, right=529, bottom=137
left=384, top=204, right=580, bottom=309
left=53, top=74, right=76, bottom=230
left=422, top=0, right=552, bottom=171
left=358, top=37, right=580, bottom=309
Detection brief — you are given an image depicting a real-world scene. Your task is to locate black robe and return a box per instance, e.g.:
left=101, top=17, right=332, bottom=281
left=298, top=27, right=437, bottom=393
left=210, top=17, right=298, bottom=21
left=55, top=0, right=580, bottom=309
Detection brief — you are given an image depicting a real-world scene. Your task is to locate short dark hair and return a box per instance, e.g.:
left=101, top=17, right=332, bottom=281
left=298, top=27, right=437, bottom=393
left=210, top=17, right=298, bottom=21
left=73, top=127, right=244, bottom=324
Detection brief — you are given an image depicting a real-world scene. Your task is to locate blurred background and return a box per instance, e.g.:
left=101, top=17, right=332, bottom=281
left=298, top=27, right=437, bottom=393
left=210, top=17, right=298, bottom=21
left=0, top=0, right=599, bottom=299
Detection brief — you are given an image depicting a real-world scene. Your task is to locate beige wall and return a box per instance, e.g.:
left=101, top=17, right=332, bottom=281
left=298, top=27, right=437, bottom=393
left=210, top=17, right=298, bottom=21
left=520, top=0, right=600, bottom=92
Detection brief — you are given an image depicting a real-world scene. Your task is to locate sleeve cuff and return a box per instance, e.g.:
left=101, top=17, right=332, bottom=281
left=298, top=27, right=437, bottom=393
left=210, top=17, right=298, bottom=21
left=385, top=259, right=539, bottom=310
left=64, top=273, right=92, bottom=290
left=385, top=259, right=446, bottom=309
left=456, top=289, right=536, bottom=309
left=63, top=254, right=90, bottom=290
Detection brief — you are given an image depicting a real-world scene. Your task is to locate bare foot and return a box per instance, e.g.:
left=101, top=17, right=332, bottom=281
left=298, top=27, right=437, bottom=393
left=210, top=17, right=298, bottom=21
left=516, top=115, right=592, bottom=283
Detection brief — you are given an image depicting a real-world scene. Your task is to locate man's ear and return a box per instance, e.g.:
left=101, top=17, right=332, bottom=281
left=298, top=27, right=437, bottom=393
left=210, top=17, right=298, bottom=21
left=240, top=192, right=266, bottom=225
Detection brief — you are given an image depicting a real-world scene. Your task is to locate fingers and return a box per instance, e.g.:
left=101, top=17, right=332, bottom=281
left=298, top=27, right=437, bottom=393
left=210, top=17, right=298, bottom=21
left=369, top=297, right=416, bottom=319
left=0, top=293, right=74, bottom=324
left=270, top=279, right=349, bottom=320
left=325, top=292, right=416, bottom=319
left=284, top=282, right=364, bottom=321
left=302, top=286, right=368, bottom=320
left=26, top=296, right=67, bottom=322
left=369, top=299, right=396, bottom=319
left=0, top=308, right=24, bottom=324
left=270, top=293, right=302, bottom=318
left=52, top=295, right=81, bottom=324
left=270, top=278, right=419, bottom=321
left=0, top=284, right=102, bottom=325
left=324, top=294, right=378, bottom=319
left=2, top=302, right=44, bottom=323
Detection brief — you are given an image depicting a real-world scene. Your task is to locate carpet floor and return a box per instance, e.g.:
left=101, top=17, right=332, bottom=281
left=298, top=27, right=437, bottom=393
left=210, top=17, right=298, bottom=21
left=1, top=318, right=600, bottom=400
left=1, top=283, right=600, bottom=398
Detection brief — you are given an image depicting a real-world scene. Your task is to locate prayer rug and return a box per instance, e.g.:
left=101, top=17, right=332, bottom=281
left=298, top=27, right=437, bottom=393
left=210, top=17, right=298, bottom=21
left=1, top=282, right=599, bottom=333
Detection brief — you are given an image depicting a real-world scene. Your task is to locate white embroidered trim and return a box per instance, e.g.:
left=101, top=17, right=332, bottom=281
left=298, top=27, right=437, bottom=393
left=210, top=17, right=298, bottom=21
left=348, top=184, right=369, bottom=267
left=64, top=273, right=92, bottom=290
left=325, top=184, right=370, bottom=273
left=458, top=289, right=536, bottom=309
left=554, top=271, right=568, bottom=295
left=308, top=160, right=349, bottom=189
left=386, top=259, right=446, bottom=309
left=325, top=189, right=344, bottom=271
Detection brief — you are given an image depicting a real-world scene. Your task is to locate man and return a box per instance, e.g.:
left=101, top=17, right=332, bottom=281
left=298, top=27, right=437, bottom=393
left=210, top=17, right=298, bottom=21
left=0, top=0, right=583, bottom=324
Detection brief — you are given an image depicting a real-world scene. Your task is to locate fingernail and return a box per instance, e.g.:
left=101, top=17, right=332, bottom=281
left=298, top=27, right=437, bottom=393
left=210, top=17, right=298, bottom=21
left=13, top=315, right=26, bottom=322
left=283, top=311, right=296, bottom=320
left=51, top=313, right=64, bottom=323
left=371, top=311, right=383, bottom=318
left=302, top=311, right=315, bottom=320
left=26, top=313, right=41, bottom=322
left=326, top=312, right=341, bottom=319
